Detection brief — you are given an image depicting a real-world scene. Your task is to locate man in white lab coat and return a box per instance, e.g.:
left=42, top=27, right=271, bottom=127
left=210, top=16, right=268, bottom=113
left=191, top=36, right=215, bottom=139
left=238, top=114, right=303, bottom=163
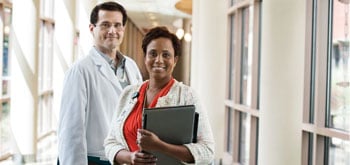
left=58, top=2, right=142, bottom=165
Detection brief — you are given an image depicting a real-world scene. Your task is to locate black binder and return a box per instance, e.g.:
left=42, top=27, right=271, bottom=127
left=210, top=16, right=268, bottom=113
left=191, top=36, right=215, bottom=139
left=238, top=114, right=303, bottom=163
left=142, top=105, right=198, bottom=164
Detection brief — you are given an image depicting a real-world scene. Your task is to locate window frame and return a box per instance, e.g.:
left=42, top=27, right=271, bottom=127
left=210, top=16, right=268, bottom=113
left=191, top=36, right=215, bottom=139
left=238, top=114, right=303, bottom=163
left=36, top=0, right=56, bottom=161
left=224, top=0, right=262, bottom=164
left=0, top=1, right=12, bottom=161
left=302, top=0, right=350, bottom=164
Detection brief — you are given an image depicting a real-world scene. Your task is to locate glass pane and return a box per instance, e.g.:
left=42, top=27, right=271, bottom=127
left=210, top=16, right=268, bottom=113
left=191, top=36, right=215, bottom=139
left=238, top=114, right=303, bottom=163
left=240, top=7, right=252, bottom=106
left=2, top=7, right=11, bottom=77
left=2, top=79, right=8, bottom=96
left=38, top=96, right=54, bottom=136
left=256, top=3, right=262, bottom=110
left=231, top=0, right=245, bottom=6
left=37, top=95, right=57, bottom=164
left=329, top=137, right=350, bottom=165
left=37, top=135, right=57, bottom=164
left=44, top=24, right=54, bottom=90
left=39, top=22, right=54, bottom=92
left=40, top=0, right=54, bottom=18
left=231, top=0, right=236, bottom=6
left=2, top=36, right=9, bottom=76
left=308, top=133, right=313, bottom=165
left=0, top=102, right=11, bottom=155
left=239, top=112, right=250, bottom=164
left=0, top=6, right=12, bottom=158
left=308, top=0, right=317, bottom=124
left=226, top=107, right=233, bottom=153
left=330, top=0, right=350, bottom=132
left=228, top=14, right=235, bottom=100
left=254, top=117, right=259, bottom=165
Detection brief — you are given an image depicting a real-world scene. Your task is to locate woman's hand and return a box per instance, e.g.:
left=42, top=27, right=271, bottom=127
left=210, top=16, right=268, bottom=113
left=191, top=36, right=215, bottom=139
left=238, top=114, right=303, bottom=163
left=130, top=151, right=157, bottom=165
left=137, top=129, right=164, bottom=151
left=136, top=129, right=195, bottom=163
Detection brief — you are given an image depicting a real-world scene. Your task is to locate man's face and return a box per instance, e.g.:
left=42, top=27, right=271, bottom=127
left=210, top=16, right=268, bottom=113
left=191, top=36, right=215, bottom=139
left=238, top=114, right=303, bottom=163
left=90, top=10, right=125, bottom=54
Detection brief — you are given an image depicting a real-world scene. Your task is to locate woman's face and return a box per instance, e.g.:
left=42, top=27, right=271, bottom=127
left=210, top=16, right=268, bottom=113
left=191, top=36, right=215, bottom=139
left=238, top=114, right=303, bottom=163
left=144, top=37, right=178, bottom=81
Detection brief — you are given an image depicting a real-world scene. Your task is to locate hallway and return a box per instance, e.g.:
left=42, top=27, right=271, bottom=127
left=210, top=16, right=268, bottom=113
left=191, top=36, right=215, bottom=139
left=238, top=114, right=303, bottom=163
left=0, top=0, right=349, bottom=165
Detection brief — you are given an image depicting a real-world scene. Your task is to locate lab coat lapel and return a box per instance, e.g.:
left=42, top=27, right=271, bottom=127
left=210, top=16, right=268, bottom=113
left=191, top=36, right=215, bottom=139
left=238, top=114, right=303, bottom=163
left=89, top=49, right=123, bottom=92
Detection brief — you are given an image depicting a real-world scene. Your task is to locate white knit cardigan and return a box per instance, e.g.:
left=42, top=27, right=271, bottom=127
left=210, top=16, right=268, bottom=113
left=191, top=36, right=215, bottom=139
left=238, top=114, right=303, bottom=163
left=104, top=80, right=215, bottom=164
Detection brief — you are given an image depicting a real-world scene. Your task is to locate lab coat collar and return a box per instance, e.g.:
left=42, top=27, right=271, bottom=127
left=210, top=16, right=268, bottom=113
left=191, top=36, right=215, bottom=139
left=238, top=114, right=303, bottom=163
left=89, top=48, right=123, bottom=91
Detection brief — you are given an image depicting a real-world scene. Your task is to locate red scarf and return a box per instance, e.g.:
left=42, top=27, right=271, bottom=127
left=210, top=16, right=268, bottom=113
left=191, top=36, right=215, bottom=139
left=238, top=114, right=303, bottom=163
left=123, top=78, right=175, bottom=151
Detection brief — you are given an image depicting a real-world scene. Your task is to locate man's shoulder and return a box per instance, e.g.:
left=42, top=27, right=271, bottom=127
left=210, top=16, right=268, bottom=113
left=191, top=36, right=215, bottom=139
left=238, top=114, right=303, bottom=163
left=123, top=55, right=138, bottom=64
left=65, top=54, right=96, bottom=75
left=69, top=57, right=91, bottom=69
left=71, top=50, right=99, bottom=67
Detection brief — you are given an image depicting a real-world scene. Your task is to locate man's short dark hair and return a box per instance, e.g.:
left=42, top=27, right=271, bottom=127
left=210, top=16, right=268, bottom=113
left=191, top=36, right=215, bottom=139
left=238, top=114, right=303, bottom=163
left=90, top=1, right=127, bottom=25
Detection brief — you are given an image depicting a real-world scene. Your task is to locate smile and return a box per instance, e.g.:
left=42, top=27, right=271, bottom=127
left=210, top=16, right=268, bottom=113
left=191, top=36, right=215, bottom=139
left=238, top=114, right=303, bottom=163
left=152, top=66, right=166, bottom=70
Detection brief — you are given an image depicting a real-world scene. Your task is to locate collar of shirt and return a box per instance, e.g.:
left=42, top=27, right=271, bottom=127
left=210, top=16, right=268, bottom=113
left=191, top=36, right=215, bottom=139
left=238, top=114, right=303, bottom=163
left=94, top=47, right=126, bottom=70
left=113, top=51, right=126, bottom=70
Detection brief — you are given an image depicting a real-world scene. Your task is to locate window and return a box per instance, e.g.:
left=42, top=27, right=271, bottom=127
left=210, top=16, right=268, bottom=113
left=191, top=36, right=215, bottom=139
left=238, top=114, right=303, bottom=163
left=303, top=0, right=350, bottom=164
left=0, top=1, right=12, bottom=161
left=36, top=0, right=56, bottom=162
left=224, top=0, right=262, bottom=164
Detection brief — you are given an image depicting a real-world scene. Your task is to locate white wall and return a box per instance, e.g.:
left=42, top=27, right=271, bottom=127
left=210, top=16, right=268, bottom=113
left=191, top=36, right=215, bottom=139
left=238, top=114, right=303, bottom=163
left=191, top=0, right=227, bottom=161
left=258, top=0, right=305, bottom=164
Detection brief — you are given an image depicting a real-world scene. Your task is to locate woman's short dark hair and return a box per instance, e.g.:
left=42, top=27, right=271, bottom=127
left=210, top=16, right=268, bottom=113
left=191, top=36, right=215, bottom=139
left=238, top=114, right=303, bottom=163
left=90, top=1, right=127, bottom=26
left=142, top=26, right=181, bottom=57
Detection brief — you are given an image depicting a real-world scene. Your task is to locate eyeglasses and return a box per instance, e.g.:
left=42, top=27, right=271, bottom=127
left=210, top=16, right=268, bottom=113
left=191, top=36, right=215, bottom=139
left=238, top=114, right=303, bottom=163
left=94, top=22, right=124, bottom=31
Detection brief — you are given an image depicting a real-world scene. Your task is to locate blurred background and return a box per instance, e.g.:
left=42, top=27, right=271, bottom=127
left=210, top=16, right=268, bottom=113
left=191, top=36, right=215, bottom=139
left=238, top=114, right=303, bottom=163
left=0, top=0, right=349, bottom=164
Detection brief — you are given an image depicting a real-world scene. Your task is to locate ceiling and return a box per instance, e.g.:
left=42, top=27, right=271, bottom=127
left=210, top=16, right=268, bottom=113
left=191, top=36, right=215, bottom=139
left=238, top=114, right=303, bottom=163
left=114, top=0, right=192, bottom=33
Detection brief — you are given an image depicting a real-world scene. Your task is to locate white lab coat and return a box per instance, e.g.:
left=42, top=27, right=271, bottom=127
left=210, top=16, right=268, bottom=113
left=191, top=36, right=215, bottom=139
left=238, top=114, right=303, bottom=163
left=58, top=48, right=143, bottom=165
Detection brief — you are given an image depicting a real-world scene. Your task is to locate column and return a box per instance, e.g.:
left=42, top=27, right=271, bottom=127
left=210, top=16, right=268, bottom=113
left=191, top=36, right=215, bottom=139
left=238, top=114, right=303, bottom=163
left=258, top=0, right=305, bottom=164
left=191, top=0, right=227, bottom=161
